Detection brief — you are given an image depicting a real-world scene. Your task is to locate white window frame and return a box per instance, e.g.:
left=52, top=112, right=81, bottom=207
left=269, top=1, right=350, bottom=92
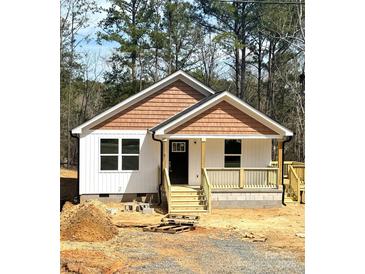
left=171, top=141, right=186, bottom=153
left=99, top=138, right=120, bottom=172
left=99, top=138, right=140, bottom=172
left=121, top=139, right=140, bottom=171
left=224, top=139, right=242, bottom=168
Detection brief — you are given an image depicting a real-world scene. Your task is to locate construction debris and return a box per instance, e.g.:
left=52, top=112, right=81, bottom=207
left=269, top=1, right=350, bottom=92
left=142, top=207, right=155, bottom=214
left=143, top=224, right=195, bottom=234
left=161, top=214, right=199, bottom=226
left=123, top=201, right=151, bottom=212
left=143, top=214, right=199, bottom=234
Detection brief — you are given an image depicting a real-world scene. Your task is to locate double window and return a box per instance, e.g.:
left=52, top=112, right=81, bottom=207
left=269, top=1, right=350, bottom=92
left=224, top=139, right=242, bottom=168
left=100, top=138, right=140, bottom=171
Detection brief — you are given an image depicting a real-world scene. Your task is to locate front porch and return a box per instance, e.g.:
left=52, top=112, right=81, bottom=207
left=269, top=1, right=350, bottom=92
left=161, top=137, right=285, bottom=214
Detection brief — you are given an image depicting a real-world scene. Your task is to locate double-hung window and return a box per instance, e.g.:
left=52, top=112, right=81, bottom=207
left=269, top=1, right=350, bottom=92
left=100, top=138, right=140, bottom=171
left=224, top=139, right=242, bottom=168
left=100, top=139, right=119, bottom=170
left=121, top=139, right=139, bottom=170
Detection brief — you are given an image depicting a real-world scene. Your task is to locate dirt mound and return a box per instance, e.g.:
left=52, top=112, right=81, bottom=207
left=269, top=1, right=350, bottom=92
left=61, top=200, right=118, bottom=242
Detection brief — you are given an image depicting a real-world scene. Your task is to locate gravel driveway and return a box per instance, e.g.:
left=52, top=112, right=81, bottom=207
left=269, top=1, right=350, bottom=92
left=61, top=227, right=304, bottom=273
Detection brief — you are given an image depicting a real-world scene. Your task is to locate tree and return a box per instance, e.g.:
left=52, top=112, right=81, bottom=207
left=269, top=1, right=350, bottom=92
left=60, top=0, right=98, bottom=166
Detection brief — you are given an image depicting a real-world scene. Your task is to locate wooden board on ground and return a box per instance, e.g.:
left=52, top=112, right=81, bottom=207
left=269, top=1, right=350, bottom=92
left=143, top=224, right=195, bottom=234
left=162, top=214, right=200, bottom=226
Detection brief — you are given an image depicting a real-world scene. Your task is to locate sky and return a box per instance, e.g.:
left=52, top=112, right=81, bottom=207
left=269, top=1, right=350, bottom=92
left=73, top=0, right=117, bottom=80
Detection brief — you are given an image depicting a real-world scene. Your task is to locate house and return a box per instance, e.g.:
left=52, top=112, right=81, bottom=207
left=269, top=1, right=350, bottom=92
left=71, top=71, right=293, bottom=213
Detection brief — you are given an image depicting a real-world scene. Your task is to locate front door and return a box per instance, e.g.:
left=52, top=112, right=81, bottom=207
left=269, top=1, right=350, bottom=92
left=169, top=140, right=189, bottom=184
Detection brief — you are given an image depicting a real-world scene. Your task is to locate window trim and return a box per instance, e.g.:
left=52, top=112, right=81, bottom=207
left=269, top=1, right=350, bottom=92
left=99, top=138, right=140, bottom=173
left=224, top=139, right=242, bottom=168
left=171, top=141, right=186, bottom=153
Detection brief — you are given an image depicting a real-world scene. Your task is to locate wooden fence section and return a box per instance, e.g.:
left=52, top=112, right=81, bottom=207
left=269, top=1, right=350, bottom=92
left=206, top=167, right=278, bottom=189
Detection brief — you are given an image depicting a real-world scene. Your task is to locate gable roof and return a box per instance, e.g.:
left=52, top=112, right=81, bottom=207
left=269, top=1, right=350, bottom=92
left=71, top=70, right=215, bottom=134
left=151, top=91, right=293, bottom=137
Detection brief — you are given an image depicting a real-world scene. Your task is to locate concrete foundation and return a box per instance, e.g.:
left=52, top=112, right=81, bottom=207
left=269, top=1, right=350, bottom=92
left=80, top=193, right=159, bottom=204
left=211, top=189, right=282, bottom=208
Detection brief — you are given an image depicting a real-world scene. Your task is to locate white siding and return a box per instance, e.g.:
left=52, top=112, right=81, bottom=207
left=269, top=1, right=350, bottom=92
left=79, top=130, right=160, bottom=194
left=205, top=139, right=224, bottom=167
left=188, top=139, right=201, bottom=185
left=242, top=139, right=272, bottom=167
left=204, top=138, right=271, bottom=168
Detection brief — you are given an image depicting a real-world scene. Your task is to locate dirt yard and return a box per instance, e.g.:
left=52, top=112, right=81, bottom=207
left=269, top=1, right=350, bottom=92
left=61, top=203, right=304, bottom=273
left=60, top=169, right=304, bottom=273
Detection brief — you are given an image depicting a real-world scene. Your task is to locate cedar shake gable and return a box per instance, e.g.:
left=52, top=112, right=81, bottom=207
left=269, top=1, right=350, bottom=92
left=167, top=100, right=279, bottom=135
left=92, top=80, right=205, bottom=130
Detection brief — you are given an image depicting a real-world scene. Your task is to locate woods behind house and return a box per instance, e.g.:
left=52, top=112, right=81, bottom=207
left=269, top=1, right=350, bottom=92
left=61, top=0, right=305, bottom=166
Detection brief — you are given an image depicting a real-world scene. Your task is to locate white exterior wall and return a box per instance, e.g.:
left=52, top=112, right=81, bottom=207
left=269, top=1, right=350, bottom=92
left=188, top=139, right=201, bottom=185
left=242, top=139, right=272, bottom=167
left=79, top=130, right=160, bottom=194
left=205, top=139, right=272, bottom=168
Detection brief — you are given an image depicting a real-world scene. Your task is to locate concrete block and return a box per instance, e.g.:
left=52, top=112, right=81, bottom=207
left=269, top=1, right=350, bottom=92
left=142, top=208, right=155, bottom=214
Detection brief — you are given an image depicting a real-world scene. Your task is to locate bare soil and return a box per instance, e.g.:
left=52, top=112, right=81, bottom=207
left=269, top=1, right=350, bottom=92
left=61, top=201, right=118, bottom=242
left=60, top=169, right=304, bottom=273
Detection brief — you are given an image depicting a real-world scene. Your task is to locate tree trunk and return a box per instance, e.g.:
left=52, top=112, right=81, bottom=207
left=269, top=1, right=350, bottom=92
left=257, top=33, right=262, bottom=110
left=239, top=3, right=247, bottom=100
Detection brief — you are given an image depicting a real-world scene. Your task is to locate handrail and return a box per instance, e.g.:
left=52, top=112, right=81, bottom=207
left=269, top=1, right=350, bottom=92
left=202, top=168, right=212, bottom=213
left=288, top=165, right=304, bottom=203
left=163, top=168, right=171, bottom=213
left=206, top=167, right=278, bottom=170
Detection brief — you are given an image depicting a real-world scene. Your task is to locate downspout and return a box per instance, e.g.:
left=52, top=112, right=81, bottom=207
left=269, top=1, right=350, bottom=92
left=150, top=130, right=163, bottom=205
left=70, top=130, right=80, bottom=204
left=281, top=135, right=293, bottom=206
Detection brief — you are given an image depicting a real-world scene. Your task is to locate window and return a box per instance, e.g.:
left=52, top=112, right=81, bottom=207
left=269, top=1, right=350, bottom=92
left=122, top=139, right=139, bottom=170
left=224, top=139, right=242, bottom=168
left=100, top=138, right=140, bottom=171
left=172, top=141, right=186, bottom=152
left=100, top=139, right=119, bottom=170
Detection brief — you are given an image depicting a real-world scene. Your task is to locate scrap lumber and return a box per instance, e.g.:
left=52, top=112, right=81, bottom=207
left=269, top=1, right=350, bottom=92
left=143, top=214, right=199, bottom=234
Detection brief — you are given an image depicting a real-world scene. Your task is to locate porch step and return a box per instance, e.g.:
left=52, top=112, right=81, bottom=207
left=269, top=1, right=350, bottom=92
left=170, top=209, right=208, bottom=214
left=170, top=204, right=207, bottom=211
left=170, top=200, right=206, bottom=205
left=171, top=192, right=205, bottom=197
left=170, top=186, right=201, bottom=192
left=171, top=196, right=206, bottom=202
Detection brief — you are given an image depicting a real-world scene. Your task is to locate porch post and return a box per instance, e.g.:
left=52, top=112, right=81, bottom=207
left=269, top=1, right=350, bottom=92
left=162, top=139, right=168, bottom=171
left=278, top=140, right=283, bottom=188
left=201, top=138, right=206, bottom=169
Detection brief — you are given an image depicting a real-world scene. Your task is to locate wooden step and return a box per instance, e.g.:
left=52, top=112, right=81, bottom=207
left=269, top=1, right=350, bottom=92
left=170, top=200, right=206, bottom=206
left=171, top=186, right=201, bottom=192
left=170, top=209, right=208, bottom=214
left=171, top=195, right=205, bottom=200
left=170, top=205, right=207, bottom=212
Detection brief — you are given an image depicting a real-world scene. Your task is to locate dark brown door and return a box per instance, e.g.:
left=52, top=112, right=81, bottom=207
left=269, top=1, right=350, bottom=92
left=169, top=140, right=189, bottom=184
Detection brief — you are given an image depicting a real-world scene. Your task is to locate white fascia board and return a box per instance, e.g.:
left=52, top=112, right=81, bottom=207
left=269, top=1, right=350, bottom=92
left=155, top=91, right=293, bottom=137
left=71, top=70, right=214, bottom=134
left=159, top=134, right=282, bottom=139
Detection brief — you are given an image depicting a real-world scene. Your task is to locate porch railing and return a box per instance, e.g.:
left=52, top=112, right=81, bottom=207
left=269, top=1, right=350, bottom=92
left=201, top=168, right=212, bottom=213
left=205, top=167, right=279, bottom=189
left=163, top=167, right=172, bottom=213
left=288, top=165, right=305, bottom=203
left=271, top=161, right=304, bottom=178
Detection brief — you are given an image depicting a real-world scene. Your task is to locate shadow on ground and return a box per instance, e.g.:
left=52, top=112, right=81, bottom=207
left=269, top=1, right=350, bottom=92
left=60, top=177, right=78, bottom=210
